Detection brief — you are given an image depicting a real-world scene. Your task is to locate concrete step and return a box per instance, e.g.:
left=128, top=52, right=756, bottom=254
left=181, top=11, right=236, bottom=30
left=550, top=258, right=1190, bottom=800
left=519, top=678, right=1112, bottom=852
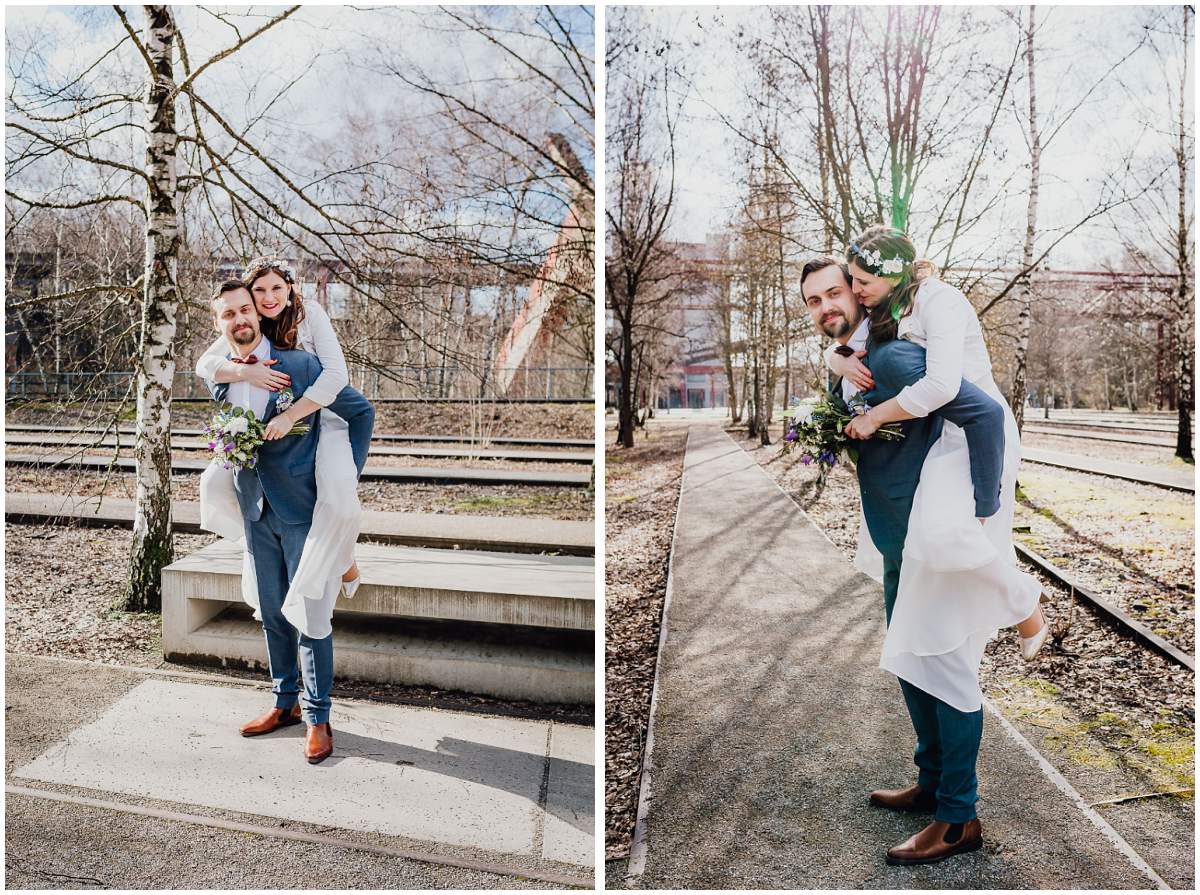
left=4, top=433, right=594, bottom=464
left=4, top=492, right=594, bottom=556
left=5, top=452, right=592, bottom=487
left=165, top=539, right=594, bottom=630
left=171, top=605, right=592, bottom=704
left=161, top=539, right=595, bottom=703
left=4, top=423, right=593, bottom=448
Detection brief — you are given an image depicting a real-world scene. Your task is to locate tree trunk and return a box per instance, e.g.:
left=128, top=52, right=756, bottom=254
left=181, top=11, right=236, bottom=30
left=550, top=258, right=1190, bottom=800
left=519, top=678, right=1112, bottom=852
left=1009, top=6, right=1040, bottom=435
left=127, top=6, right=179, bottom=613
left=618, top=318, right=635, bottom=447
left=1174, top=6, right=1194, bottom=462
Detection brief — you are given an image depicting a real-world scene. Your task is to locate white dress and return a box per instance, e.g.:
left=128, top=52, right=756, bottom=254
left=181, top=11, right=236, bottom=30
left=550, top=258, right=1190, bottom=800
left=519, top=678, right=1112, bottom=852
left=836, top=279, right=1042, bottom=713
left=196, top=301, right=362, bottom=640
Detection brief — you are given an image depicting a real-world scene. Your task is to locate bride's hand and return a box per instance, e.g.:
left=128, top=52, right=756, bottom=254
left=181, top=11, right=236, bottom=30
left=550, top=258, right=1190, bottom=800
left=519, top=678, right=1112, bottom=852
left=832, top=349, right=874, bottom=392
left=263, top=411, right=295, bottom=440
left=845, top=410, right=880, bottom=440
left=240, top=359, right=290, bottom=392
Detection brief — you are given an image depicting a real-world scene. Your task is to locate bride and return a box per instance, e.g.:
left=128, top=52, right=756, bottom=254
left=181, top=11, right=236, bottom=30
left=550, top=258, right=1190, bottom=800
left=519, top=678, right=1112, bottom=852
left=196, top=255, right=363, bottom=640
left=829, top=224, right=1047, bottom=714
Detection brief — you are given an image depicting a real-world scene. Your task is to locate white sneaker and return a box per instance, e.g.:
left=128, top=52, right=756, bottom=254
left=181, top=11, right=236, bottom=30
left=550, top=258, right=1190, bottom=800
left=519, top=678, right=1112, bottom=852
left=341, top=576, right=361, bottom=599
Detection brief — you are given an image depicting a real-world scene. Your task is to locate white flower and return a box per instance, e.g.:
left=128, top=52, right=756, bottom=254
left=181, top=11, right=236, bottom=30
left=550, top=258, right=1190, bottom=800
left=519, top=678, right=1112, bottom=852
left=225, top=416, right=249, bottom=435
left=881, top=257, right=904, bottom=275
left=868, top=249, right=882, bottom=269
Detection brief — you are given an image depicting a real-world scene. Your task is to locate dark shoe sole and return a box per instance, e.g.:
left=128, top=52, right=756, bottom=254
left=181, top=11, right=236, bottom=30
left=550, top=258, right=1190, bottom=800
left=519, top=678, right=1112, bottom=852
left=869, top=794, right=937, bottom=814
left=240, top=714, right=303, bottom=738
left=886, top=837, right=983, bottom=866
left=306, top=750, right=333, bottom=765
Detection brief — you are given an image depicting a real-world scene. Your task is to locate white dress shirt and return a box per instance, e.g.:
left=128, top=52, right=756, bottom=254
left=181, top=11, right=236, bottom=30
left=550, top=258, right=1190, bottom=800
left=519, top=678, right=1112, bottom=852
left=227, top=336, right=272, bottom=420
left=840, top=317, right=870, bottom=403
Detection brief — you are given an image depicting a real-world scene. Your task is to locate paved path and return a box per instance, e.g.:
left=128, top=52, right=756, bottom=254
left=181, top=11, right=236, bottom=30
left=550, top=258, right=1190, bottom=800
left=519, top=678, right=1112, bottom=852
left=4, top=452, right=591, bottom=488
left=5, top=492, right=593, bottom=555
left=5, top=655, right=593, bottom=888
left=4, top=424, right=592, bottom=449
left=1021, top=448, right=1194, bottom=492
left=4, top=433, right=593, bottom=464
left=626, top=424, right=1164, bottom=889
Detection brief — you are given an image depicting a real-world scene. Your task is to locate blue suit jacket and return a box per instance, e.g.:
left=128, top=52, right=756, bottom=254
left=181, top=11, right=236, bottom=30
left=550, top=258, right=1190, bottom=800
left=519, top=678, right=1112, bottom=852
left=852, top=338, right=1004, bottom=564
left=208, top=343, right=374, bottom=526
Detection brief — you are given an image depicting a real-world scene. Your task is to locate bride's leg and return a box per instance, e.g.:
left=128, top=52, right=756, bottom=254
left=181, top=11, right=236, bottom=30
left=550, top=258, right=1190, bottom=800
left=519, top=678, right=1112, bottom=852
left=1015, top=605, right=1045, bottom=637
left=286, top=410, right=363, bottom=602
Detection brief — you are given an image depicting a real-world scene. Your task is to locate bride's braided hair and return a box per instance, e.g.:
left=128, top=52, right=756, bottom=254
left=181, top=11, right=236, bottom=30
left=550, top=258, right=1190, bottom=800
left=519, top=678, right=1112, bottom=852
left=846, top=225, right=931, bottom=345
left=243, top=256, right=306, bottom=350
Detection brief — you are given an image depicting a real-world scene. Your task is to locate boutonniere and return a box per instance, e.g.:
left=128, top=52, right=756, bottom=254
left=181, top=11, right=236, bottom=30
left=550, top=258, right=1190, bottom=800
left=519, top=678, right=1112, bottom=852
left=276, top=388, right=295, bottom=414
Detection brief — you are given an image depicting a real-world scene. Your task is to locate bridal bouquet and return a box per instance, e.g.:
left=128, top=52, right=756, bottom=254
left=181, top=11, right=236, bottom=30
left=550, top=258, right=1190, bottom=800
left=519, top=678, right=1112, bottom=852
left=205, top=398, right=310, bottom=471
left=782, top=394, right=904, bottom=469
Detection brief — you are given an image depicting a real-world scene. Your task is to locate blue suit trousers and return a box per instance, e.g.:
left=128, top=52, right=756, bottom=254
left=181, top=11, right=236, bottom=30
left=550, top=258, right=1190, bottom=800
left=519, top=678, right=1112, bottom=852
left=244, top=498, right=333, bottom=725
left=883, top=554, right=982, bottom=824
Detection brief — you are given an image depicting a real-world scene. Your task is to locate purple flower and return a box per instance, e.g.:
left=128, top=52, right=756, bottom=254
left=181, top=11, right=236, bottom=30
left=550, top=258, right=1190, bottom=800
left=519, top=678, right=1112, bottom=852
left=224, top=442, right=234, bottom=453
left=783, top=428, right=798, bottom=443
left=207, top=441, right=216, bottom=450
left=223, top=461, right=232, bottom=470
left=800, top=453, right=813, bottom=466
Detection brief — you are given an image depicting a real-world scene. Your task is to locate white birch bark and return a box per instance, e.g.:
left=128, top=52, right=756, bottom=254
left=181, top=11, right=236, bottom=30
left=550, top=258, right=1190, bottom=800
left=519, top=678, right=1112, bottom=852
left=127, top=5, right=179, bottom=612
left=1010, top=6, right=1040, bottom=434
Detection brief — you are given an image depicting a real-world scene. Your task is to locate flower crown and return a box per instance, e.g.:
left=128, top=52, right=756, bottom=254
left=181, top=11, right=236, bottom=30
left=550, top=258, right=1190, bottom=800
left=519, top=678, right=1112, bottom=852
left=243, top=254, right=296, bottom=284
left=849, top=242, right=907, bottom=277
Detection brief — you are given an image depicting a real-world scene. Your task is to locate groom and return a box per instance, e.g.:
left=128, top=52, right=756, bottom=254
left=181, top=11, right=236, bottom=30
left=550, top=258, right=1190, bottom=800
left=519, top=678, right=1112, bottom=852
left=800, top=257, right=1005, bottom=865
left=208, top=280, right=374, bottom=764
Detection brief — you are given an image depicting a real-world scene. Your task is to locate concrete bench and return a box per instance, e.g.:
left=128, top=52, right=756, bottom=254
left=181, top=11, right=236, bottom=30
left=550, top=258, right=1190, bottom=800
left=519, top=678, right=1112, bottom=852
left=162, top=539, right=594, bottom=703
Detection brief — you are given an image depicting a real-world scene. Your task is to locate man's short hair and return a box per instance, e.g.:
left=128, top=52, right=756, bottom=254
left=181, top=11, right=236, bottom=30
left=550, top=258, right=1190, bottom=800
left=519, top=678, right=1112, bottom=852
left=211, top=279, right=249, bottom=303
left=799, top=256, right=852, bottom=297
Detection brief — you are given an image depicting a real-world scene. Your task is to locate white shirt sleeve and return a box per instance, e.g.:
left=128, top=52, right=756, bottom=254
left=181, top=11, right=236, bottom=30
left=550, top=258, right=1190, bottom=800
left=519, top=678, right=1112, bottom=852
left=894, top=281, right=972, bottom=418
left=195, top=333, right=231, bottom=382
left=823, top=342, right=839, bottom=372
left=299, top=301, right=350, bottom=407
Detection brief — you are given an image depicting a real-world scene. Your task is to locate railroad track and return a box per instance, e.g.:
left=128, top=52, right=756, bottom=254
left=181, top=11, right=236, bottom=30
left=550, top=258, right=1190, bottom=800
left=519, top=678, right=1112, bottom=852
left=1015, top=543, right=1194, bottom=672
left=1020, top=448, right=1194, bottom=493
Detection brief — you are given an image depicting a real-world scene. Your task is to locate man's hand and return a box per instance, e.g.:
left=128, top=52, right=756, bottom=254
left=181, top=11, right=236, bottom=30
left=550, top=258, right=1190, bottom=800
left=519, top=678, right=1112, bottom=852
left=831, top=349, right=875, bottom=392
left=845, top=410, right=881, bottom=440
left=240, top=358, right=290, bottom=391
left=263, top=411, right=296, bottom=440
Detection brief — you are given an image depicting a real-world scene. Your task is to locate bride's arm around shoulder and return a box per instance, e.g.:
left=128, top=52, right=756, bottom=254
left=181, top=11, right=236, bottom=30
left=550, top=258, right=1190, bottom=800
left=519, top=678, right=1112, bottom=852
left=299, top=300, right=350, bottom=407
left=196, top=332, right=231, bottom=382
left=894, top=277, right=975, bottom=418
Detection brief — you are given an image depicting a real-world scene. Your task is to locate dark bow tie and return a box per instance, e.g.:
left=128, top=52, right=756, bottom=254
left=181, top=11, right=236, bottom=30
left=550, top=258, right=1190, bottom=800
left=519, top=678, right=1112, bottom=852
left=231, top=354, right=258, bottom=365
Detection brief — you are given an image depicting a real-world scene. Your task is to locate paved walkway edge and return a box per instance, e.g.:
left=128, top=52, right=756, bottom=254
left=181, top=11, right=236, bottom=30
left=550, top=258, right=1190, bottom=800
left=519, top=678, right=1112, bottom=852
left=6, top=785, right=591, bottom=888
left=624, top=430, right=689, bottom=884
left=980, top=702, right=1168, bottom=890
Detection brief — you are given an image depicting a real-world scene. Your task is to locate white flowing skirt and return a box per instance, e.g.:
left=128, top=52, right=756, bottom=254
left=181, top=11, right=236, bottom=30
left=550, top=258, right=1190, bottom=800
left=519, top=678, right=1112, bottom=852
left=856, top=381, right=1042, bottom=712
left=198, top=408, right=363, bottom=639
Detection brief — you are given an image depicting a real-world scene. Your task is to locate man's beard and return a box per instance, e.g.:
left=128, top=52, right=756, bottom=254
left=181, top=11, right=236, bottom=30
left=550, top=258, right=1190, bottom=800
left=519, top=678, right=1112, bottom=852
left=820, top=313, right=855, bottom=339
left=231, top=325, right=258, bottom=345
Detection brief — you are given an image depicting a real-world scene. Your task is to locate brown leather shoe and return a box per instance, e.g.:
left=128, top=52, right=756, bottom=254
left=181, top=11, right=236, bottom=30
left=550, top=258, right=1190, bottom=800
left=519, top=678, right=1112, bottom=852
left=305, top=722, right=333, bottom=764
left=240, top=704, right=302, bottom=737
left=886, top=819, right=983, bottom=866
left=869, top=783, right=938, bottom=814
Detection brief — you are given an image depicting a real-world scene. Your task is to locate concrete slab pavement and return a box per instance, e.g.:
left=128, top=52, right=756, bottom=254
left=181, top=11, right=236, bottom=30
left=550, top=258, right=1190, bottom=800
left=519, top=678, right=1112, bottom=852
left=5, top=654, right=594, bottom=887
left=625, top=424, right=1172, bottom=889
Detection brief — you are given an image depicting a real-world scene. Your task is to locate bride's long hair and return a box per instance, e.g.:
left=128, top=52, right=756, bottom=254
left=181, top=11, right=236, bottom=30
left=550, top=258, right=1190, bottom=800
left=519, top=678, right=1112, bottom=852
left=243, top=257, right=306, bottom=350
left=846, top=225, right=936, bottom=345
